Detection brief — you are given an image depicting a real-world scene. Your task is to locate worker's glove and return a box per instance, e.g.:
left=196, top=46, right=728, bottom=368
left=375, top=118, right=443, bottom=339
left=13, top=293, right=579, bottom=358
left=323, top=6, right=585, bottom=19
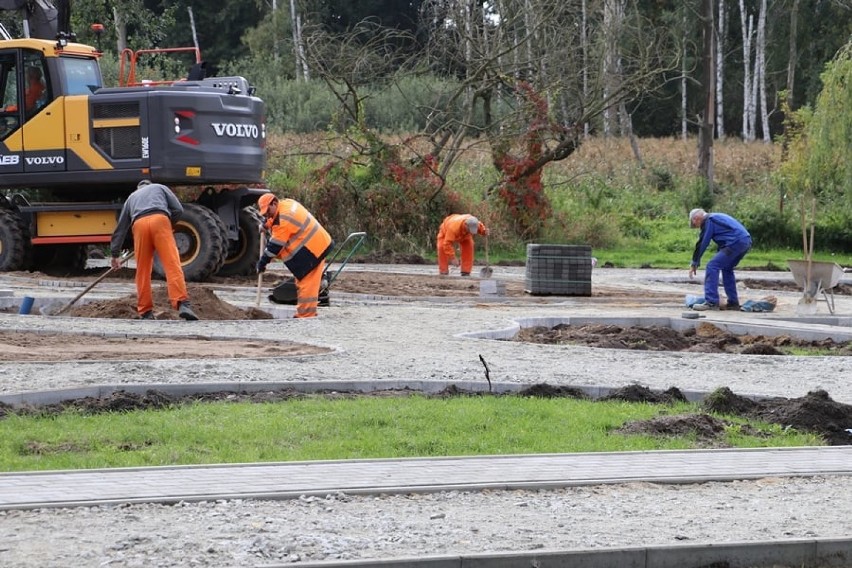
left=256, top=257, right=269, bottom=273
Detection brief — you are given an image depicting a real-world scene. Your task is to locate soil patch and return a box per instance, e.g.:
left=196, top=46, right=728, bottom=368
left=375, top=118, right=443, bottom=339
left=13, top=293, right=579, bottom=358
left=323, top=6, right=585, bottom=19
left=67, top=284, right=273, bottom=320
left=513, top=322, right=852, bottom=355
left=353, top=250, right=429, bottom=264
left=742, top=278, right=851, bottom=296
left=0, top=330, right=329, bottom=362
left=41, top=266, right=672, bottom=301
left=3, top=384, right=849, bottom=446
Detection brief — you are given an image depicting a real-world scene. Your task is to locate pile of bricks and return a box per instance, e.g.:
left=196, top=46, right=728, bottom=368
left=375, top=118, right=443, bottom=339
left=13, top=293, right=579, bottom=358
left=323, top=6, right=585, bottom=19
left=524, top=244, right=592, bottom=296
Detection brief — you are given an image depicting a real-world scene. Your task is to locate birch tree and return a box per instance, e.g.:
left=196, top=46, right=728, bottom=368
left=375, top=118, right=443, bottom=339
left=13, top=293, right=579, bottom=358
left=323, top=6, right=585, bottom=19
left=739, top=0, right=756, bottom=141
left=756, top=0, right=770, bottom=142
left=715, top=0, right=726, bottom=140
left=681, top=6, right=688, bottom=140
left=290, top=0, right=310, bottom=80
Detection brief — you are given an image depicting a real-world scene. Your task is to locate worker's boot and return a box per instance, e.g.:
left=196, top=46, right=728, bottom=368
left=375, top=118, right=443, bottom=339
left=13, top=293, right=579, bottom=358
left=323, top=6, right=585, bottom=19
left=140, top=310, right=155, bottom=320
left=178, top=301, right=199, bottom=321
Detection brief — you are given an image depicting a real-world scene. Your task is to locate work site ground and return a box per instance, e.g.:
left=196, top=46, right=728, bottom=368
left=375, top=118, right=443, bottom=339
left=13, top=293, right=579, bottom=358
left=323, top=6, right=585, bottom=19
left=0, top=260, right=850, bottom=568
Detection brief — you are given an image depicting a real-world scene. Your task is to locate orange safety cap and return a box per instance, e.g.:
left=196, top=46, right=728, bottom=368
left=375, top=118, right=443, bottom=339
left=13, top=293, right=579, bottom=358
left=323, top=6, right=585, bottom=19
left=258, top=193, right=277, bottom=215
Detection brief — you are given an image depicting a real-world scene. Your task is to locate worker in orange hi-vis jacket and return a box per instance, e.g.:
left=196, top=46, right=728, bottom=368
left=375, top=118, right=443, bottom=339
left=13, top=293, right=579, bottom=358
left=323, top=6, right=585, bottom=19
left=256, top=193, right=334, bottom=318
left=436, top=214, right=488, bottom=276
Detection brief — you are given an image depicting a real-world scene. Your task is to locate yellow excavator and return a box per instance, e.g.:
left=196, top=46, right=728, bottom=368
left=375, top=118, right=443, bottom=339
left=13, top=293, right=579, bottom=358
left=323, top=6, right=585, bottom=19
left=0, top=0, right=268, bottom=280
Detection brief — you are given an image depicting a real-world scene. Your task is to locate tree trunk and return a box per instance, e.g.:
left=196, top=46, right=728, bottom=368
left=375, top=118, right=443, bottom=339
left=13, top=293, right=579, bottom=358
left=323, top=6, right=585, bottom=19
left=781, top=0, right=801, bottom=164
left=739, top=0, right=754, bottom=141
left=698, top=0, right=715, bottom=186
left=602, top=0, right=624, bottom=137
left=681, top=7, right=688, bottom=140
left=582, top=0, right=590, bottom=138
left=620, top=102, right=643, bottom=167
left=113, top=7, right=127, bottom=53
left=290, top=0, right=309, bottom=80
left=757, top=0, right=770, bottom=143
left=787, top=0, right=800, bottom=108
left=715, top=0, right=726, bottom=140
left=297, top=14, right=310, bottom=80
left=188, top=6, right=200, bottom=52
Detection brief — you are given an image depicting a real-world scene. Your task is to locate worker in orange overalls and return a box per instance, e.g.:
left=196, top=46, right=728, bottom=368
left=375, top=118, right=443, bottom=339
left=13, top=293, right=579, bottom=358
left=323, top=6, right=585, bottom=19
left=110, top=180, right=198, bottom=321
left=24, top=66, right=45, bottom=115
left=437, top=214, right=488, bottom=276
left=256, top=193, right=333, bottom=318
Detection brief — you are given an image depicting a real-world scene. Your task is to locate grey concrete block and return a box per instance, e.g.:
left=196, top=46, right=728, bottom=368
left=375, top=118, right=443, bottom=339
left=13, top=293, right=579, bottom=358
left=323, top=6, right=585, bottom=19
left=645, top=539, right=815, bottom=568
left=462, top=548, right=644, bottom=568
left=480, top=280, right=506, bottom=296
left=815, top=537, right=852, bottom=567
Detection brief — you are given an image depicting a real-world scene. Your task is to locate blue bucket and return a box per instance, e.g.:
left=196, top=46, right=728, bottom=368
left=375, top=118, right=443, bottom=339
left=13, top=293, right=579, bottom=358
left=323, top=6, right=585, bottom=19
left=18, top=296, right=35, bottom=315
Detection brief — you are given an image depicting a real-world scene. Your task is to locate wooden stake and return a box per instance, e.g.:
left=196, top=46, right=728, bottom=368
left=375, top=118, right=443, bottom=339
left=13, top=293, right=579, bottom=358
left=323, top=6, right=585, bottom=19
left=256, top=229, right=265, bottom=308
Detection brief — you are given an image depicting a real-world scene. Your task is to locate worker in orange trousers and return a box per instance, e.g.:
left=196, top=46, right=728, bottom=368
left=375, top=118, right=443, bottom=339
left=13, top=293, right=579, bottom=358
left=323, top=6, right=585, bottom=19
left=437, top=214, right=488, bottom=276
left=110, top=180, right=198, bottom=320
left=256, top=193, right=333, bottom=318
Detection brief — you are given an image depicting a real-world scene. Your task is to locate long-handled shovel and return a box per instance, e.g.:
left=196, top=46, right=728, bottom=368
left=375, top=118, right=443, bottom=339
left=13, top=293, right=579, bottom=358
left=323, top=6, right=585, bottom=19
left=797, top=199, right=818, bottom=315
left=479, top=234, right=493, bottom=278
left=255, top=227, right=266, bottom=308
left=56, top=251, right=134, bottom=315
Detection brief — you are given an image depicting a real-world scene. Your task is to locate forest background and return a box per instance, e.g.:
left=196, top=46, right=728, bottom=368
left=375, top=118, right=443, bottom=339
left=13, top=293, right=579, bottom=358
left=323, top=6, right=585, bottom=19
left=7, top=0, right=852, bottom=265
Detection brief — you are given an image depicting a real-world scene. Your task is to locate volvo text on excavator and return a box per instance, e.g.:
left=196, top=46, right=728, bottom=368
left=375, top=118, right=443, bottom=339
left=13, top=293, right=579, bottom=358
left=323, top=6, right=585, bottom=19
left=0, top=0, right=268, bottom=280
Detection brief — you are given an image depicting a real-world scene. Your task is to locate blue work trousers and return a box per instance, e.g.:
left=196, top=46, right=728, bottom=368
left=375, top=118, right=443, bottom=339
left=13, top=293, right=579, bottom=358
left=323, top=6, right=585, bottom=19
left=704, top=238, right=752, bottom=305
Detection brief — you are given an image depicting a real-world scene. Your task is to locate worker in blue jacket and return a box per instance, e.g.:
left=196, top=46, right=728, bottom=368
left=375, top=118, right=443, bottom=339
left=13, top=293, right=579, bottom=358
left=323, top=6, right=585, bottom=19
left=688, top=208, right=752, bottom=311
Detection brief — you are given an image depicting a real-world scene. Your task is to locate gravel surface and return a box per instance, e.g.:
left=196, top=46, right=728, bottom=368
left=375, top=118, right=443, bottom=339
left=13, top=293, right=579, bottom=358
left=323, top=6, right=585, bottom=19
left=1, top=265, right=851, bottom=567
left=2, top=476, right=850, bottom=567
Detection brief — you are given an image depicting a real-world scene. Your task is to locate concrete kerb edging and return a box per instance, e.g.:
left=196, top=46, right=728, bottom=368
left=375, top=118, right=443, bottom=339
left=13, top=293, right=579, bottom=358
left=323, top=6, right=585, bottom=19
left=0, top=379, right=728, bottom=408
left=260, top=538, right=852, bottom=568
left=456, top=315, right=852, bottom=342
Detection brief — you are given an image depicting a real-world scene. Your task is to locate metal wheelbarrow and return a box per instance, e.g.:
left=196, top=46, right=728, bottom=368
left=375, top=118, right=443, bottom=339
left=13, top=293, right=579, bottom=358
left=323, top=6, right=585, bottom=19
left=269, top=232, right=367, bottom=306
left=787, top=259, right=845, bottom=315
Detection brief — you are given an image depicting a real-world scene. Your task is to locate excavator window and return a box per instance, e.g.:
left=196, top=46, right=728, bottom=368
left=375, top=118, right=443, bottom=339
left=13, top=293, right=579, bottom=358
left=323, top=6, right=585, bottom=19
left=58, top=56, right=101, bottom=95
left=0, top=50, right=52, bottom=137
left=22, top=52, right=50, bottom=118
left=0, top=52, right=20, bottom=138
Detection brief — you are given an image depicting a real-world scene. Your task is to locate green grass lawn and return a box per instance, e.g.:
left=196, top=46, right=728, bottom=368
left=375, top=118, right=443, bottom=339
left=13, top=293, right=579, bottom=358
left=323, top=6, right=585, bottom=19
left=0, top=395, right=821, bottom=472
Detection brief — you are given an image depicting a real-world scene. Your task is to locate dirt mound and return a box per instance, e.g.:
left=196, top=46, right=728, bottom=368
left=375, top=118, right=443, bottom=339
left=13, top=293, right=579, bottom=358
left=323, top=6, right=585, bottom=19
left=704, top=387, right=758, bottom=415
left=750, top=390, right=852, bottom=446
left=514, top=323, right=852, bottom=356
left=602, top=385, right=688, bottom=404
left=704, top=387, right=852, bottom=445
left=616, top=413, right=731, bottom=444
left=68, top=284, right=272, bottom=320
left=517, top=383, right=590, bottom=399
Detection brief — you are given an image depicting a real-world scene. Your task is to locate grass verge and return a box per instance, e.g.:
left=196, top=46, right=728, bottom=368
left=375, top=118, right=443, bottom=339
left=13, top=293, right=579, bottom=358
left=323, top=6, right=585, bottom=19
left=0, top=395, right=821, bottom=472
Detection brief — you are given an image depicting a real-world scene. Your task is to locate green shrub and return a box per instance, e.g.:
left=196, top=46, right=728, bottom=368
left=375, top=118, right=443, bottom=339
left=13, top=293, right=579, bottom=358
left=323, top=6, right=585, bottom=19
left=738, top=204, right=800, bottom=250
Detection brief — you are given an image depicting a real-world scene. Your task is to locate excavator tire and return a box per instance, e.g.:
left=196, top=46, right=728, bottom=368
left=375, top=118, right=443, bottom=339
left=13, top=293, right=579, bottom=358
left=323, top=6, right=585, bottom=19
left=0, top=208, right=28, bottom=271
left=217, top=207, right=264, bottom=277
left=154, top=203, right=226, bottom=282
